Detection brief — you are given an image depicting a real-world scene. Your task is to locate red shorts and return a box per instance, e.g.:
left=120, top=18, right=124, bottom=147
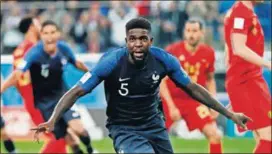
left=162, top=98, right=214, bottom=131
left=226, top=77, right=272, bottom=132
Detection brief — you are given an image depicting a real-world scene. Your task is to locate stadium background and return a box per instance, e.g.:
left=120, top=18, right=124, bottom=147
left=0, top=1, right=271, bottom=153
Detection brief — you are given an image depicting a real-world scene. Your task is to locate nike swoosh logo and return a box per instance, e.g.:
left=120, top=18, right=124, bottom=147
left=119, top=77, right=130, bottom=82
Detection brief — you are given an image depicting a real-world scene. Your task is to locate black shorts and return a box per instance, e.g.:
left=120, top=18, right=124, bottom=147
left=40, top=108, right=81, bottom=139
left=107, top=115, right=173, bottom=153
left=0, top=116, right=5, bottom=129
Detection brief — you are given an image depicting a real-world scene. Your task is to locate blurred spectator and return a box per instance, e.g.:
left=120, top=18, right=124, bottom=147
left=69, top=11, right=89, bottom=53
left=157, top=1, right=188, bottom=48
left=2, top=2, right=24, bottom=54
left=0, top=1, right=270, bottom=54
left=108, top=1, right=138, bottom=47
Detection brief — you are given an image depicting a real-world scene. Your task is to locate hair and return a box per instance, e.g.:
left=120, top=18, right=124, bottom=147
left=186, top=17, right=205, bottom=30
left=125, top=17, right=152, bottom=33
left=41, top=20, right=60, bottom=31
left=18, top=16, right=34, bottom=34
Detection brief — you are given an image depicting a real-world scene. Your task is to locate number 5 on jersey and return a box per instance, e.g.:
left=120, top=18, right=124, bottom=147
left=119, top=83, right=129, bottom=96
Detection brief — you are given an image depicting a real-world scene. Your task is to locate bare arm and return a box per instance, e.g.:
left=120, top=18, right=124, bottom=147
left=231, top=33, right=271, bottom=69
left=75, top=60, right=89, bottom=72
left=182, top=82, right=233, bottom=119
left=48, top=85, right=86, bottom=123
left=1, top=70, right=22, bottom=93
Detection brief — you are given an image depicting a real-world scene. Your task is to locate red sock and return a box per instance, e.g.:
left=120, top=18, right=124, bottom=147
left=41, top=138, right=67, bottom=154
left=254, top=140, right=272, bottom=153
left=210, top=143, right=222, bottom=154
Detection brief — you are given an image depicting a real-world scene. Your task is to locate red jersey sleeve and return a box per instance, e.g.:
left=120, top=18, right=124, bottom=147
left=231, top=7, right=253, bottom=35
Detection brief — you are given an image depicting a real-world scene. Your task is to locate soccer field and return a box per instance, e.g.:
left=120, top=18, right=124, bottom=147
left=1, top=136, right=255, bottom=153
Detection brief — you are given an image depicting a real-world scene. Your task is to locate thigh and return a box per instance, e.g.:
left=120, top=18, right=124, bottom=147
left=108, top=125, right=155, bottom=153
left=143, top=117, right=173, bottom=154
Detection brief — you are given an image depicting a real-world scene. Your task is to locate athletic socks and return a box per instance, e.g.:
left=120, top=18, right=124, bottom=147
left=3, top=139, right=16, bottom=153
left=210, top=143, right=222, bottom=154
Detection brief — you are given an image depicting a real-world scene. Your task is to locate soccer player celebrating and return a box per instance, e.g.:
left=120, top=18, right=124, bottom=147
left=161, top=18, right=223, bottom=153
left=33, top=17, right=250, bottom=153
left=224, top=1, right=271, bottom=153
left=1, top=20, right=95, bottom=154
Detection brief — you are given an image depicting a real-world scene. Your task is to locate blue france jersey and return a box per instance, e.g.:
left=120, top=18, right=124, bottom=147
left=18, top=41, right=77, bottom=110
left=77, top=47, right=191, bottom=125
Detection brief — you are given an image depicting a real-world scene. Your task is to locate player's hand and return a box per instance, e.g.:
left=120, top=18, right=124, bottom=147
left=30, top=121, right=54, bottom=143
left=230, top=112, right=253, bottom=130
left=169, top=106, right=181, bottom=121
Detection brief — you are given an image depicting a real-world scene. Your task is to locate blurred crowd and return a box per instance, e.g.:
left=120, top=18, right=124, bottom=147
left=1, top=0, right=271, bottom=55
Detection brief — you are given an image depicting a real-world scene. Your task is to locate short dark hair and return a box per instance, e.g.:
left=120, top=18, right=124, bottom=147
left=125, top=17, right=152, bottom=33
left=186, top=17, right=205, bottom=30
left=41, top=20, right=60, bottom=31
left=18, top=16, right=33, bottom=34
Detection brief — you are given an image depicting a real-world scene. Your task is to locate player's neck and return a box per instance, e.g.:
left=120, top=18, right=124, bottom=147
left=185, top=42, right=199, bottom=54
left=25, top=32, right=38, bottom=44
left=241, top=1, right=254, bottom=10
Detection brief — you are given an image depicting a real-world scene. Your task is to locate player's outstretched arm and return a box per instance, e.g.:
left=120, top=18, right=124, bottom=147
left=181, top=82, right=252, bottom=129
left=1, top=70, right=22, bottom=93
left=31, top=85, right=87, bottom=142
left=231, top=33, right=271, bottom=69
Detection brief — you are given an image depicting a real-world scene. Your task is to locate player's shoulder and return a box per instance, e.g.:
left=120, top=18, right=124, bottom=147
left=199, top=43, right=215, bottom=54
left=165, top=41, right=184, bottom=52
left=24, top=41, right=43, bottom=59
left=150, top=46, right=178, bottom=63
left=230, top=2, right=253, bottom=18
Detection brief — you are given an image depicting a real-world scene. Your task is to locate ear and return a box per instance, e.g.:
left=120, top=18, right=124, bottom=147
left=150, top=37, right=153, bottom=44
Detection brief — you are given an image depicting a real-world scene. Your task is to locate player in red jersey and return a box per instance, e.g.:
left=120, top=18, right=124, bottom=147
left=0, top=16, right=79, bottom=154
left=161, top=18, right=223, bottom=153
left=224, top=1, right=271, bottom=153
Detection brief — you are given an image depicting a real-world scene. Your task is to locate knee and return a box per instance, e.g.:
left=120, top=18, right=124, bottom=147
left=68, top=120, right=86, bottom=136
left=206, top=130, right=222, bottom=144
left=1, top=129, right=9, bottom=140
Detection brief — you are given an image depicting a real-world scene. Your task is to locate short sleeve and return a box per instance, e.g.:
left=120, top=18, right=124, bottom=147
left=231, top=8, right=253, bottom=35
left=17, top=47, right=37, bottom=72
left=76, top=50, right=124, bottom=93
left=165, top=54, right=191, bottom=87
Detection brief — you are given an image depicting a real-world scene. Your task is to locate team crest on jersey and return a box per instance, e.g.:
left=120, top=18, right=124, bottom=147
left=152, top=73, right=160, bottom=83
left=252, top=27, right=258, bottom=36
left=61, top=58, right=68, bottom=65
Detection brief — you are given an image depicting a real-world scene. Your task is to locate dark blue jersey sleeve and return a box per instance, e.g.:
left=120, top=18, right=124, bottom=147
left=58, top=41, right=76, bottom=65
left=17, top=46, right=39, bottom=72
left=166, top=55, right=191, bottom=87
left=150, top=46, right=191, bottom=87
left=76, top=48, right=126, bottom=93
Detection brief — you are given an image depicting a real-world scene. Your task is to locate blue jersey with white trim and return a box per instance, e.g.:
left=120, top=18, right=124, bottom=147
left=18, top=40, right=77, bottom=110
left=77, top=46, right=191, bottom=125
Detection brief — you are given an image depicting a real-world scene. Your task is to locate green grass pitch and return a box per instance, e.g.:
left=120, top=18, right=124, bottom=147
left=1, top=136, right=255, bottom=153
